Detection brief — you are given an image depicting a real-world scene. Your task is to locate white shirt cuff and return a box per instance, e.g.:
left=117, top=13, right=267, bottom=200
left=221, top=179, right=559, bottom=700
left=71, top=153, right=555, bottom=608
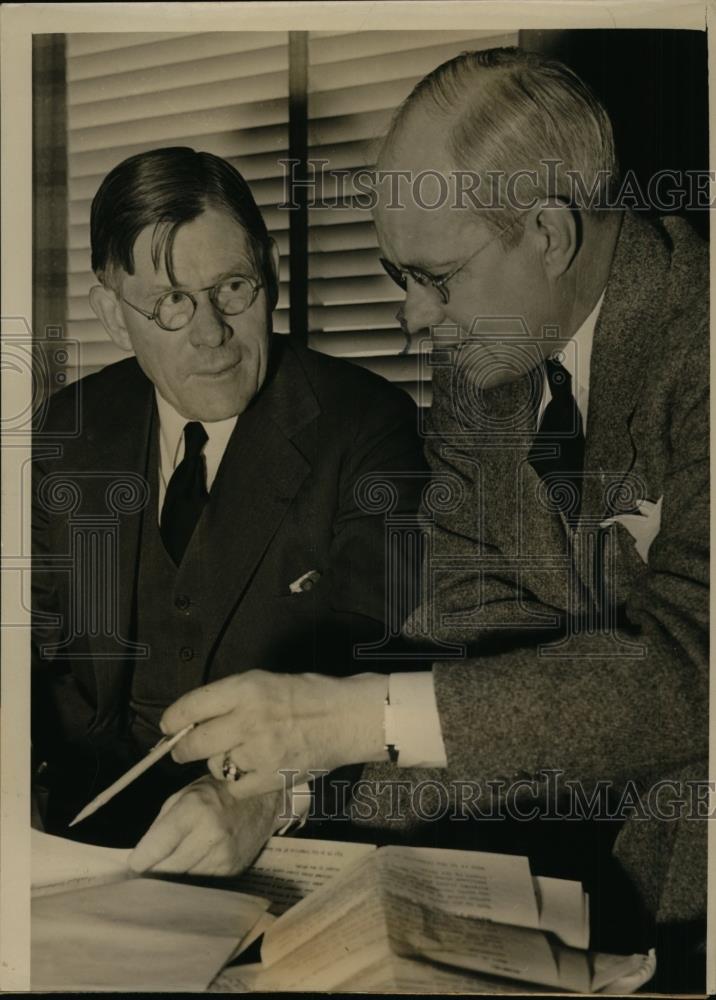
left=275, top=782, right=311, bottom=835
left=385, top=672, right=447, bottom=767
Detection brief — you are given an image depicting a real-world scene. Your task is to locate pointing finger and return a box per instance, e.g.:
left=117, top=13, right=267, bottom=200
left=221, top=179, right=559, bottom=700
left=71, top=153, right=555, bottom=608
left=129, top=792, right=193, bottom=872
left=149, top=839, right=213, bottom=875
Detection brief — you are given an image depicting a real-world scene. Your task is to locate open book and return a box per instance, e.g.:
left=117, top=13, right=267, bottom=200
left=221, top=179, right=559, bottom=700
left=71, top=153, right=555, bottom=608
left=32, top=831, right=655, bottom=993
left=221, top=843, right=656, bottom=994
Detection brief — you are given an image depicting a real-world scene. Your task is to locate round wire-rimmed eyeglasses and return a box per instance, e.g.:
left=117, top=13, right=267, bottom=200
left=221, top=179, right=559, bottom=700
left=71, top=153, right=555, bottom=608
left=121, top=273, right=263, bottom=331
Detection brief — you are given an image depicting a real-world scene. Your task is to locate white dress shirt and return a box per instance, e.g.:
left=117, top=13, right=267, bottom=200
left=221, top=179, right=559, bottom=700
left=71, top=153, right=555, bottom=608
left=389, top=291, right=606, bottom=769
left=155, top=390, right=237, bottom=514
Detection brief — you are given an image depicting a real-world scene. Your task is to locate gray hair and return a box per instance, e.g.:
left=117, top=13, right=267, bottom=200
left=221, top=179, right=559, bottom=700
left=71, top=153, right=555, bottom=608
left=384, top=47, right=619, bottom=243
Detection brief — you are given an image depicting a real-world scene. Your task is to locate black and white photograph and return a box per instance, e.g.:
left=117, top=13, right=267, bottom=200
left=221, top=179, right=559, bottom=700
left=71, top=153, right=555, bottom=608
left=0, top=1, right=712, bottom=994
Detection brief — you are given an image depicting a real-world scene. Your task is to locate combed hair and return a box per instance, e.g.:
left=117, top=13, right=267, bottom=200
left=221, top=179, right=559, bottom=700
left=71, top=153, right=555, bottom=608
left=386, top=47, right=619, bottom=241
left=90, top=147, right=278, bottom=308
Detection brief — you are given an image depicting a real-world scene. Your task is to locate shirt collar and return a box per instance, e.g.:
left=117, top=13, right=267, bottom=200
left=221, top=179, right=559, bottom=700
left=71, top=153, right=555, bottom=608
left=155, top=389, right=238, bottom=476
left=537, top=289, right=605, bottom=432
left=156, top=390, right=188, bottom=472
left=550, top=289, right=605, bottom=395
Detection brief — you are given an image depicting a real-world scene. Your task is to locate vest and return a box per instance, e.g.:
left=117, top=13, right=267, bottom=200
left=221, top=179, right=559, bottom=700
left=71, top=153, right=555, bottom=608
left=129, top=415, right=214, bottom=755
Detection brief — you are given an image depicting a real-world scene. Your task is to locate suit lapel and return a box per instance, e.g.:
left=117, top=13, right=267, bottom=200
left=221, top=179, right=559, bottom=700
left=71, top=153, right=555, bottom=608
left=443, top=356, right=576, bottom=609
left=580, top=213, right=671, bottom=522
left=196, top=338, right=318, bottom=654
left=456, top=214, right=673, bottom=612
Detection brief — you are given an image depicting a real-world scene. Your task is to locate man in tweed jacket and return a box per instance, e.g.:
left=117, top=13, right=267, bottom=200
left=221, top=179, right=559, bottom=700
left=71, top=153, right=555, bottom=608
left=157, top=49, right=708, bottom=965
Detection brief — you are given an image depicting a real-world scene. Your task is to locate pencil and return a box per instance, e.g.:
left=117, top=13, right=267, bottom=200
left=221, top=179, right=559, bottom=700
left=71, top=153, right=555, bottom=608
left=68, top=723, right=195, bottom=827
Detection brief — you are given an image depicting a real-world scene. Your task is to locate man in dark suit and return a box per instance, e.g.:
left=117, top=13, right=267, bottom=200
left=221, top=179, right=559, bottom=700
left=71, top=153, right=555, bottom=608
left=164, top=49, right=707, bottom=984
left=32, top=147, right=426, bottom=873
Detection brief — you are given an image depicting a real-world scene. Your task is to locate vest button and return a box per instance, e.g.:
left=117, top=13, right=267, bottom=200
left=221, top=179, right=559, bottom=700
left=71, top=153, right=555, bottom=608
left=179, top=646, right=194, bottom=662
left=175, top=594, right=190, bottom=612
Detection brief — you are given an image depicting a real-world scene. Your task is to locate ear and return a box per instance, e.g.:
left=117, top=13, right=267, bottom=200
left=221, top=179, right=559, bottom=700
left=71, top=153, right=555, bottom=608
left=268, top=237, right=280, bottom=278
left=89, top=283, right=133, bottom=352
left=532, top=200, right=579, bottom=278
left=266, top=238, right=280, bottom=310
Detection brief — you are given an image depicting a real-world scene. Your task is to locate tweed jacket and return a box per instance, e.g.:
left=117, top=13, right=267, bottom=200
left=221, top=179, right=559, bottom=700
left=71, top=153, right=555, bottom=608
left=359, top=212, right=709, bottom=924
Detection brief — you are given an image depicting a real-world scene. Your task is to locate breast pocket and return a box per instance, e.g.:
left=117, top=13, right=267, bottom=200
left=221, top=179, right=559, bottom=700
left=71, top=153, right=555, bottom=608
left=274, top=586, right=325, bottom=616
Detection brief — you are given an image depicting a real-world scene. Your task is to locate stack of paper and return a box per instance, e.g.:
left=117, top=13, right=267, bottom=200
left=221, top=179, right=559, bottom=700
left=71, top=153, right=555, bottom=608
left=31, top=831, right=269, bottom=991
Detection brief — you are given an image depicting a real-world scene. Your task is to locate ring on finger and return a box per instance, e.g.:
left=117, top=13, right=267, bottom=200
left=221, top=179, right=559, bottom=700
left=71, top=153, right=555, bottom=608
left=221, top=753, right=250, bottom=782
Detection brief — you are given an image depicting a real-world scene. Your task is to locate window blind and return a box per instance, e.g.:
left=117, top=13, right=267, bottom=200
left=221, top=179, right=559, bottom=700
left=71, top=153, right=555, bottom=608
left=65, top=29, right=518, bottom=393
left=306, top=29, right=518, bottom=404
left=66, top=31, right=291, bottom=379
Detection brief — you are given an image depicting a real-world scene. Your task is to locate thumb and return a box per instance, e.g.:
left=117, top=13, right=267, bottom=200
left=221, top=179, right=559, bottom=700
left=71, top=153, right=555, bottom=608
left=128, top=788, right=189, bottom=872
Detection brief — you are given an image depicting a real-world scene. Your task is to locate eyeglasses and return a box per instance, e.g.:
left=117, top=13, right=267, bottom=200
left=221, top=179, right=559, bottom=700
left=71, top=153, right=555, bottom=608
left=121, top=273, right=263, bottom=331
left=379, top=217, right=522, bottom=305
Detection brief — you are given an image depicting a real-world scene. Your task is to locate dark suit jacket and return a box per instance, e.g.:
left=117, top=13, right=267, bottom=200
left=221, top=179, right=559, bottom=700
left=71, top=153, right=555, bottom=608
left=32, top=336, right=427, bottom=831
left=357, top=212, right=709, bottom=926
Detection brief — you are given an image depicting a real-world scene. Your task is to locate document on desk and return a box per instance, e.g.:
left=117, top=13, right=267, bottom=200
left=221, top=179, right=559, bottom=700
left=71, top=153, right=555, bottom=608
left=31, top=828, right=132, bottom=896
left=255, top=847, right=561, bottom=990
left=231, top=835, right=377, bottom=913
left=246, top=846, right=649, bottom=993
left=31, top=831, right=269, bottom=992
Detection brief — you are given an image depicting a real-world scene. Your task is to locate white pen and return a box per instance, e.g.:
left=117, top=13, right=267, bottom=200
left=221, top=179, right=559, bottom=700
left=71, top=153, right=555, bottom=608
left=69, top=723, right=195, bottom=827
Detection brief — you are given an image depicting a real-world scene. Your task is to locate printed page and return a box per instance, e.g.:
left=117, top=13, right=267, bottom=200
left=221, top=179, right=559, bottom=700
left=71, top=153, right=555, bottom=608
left=376, top=846, right=541, bottom=929
left=232, top=835, right=376, bottom=914
left=533, top=874, right=589, bottom=949
left=261, top=875, right=561, bottom=992
left=383, top=892, right=562, bottom=990
left=32, top=876, right=269, bottom=992
left=260, top=850, right=383, bottom=972
left=260, top=848, right=562, bottom=991
left=258, top=888, right=389, bottom=991
left=31, top=829, right=132, bottom=896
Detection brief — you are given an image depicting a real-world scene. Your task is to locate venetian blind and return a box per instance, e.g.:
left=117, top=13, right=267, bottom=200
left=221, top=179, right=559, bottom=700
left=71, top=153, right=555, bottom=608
left=65, top=31, right=291, bottom=379
left=65, top=29, right=518, bottom=392
left=306, top=29, right=518, bottom=404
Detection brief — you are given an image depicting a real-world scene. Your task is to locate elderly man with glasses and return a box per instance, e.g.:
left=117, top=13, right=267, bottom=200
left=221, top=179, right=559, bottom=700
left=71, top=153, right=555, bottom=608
left=31, top=146, right=426, bottom=871
left=160, top=49, right=708, bottom=986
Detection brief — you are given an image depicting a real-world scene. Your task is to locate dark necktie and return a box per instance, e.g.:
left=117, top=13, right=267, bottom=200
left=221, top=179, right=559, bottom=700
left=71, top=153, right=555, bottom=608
left=528, top=359, right=585, bottom=522
left=160, top=421, right=209, bottom=565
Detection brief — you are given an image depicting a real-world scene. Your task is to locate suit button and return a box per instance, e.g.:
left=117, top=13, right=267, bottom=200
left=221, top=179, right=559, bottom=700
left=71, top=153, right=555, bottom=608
left=175, top=594, right=190, bottom=612
left=179, top=646, right=194, bottom=662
